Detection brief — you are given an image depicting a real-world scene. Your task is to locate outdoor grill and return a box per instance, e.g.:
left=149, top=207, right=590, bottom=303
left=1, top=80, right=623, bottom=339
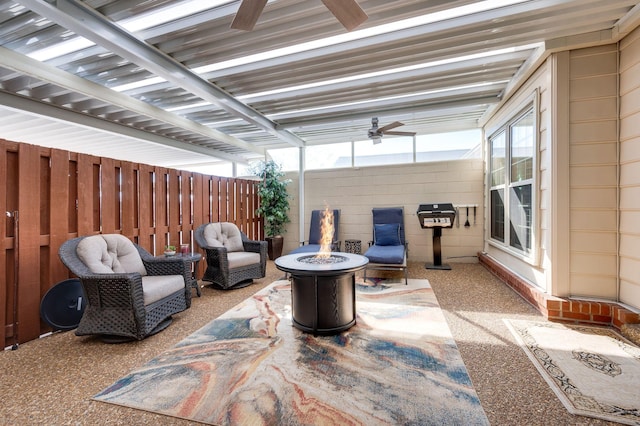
left=417, top=203, right=456, bottom=270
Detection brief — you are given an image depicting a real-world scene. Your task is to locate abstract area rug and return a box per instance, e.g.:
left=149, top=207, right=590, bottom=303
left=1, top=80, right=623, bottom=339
left=505, top=319, right=640, bottom=425
left=94, top=278, right=489, bottom=425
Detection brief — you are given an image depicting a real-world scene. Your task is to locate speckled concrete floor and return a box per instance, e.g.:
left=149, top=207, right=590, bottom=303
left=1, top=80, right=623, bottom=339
left=0, top=261, right=625, bottom=425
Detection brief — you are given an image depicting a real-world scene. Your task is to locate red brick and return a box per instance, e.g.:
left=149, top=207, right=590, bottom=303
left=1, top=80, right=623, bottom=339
left=592, top=315, right=612, bottom=323
left=562, top=311, right=591, bottom=321
left=600, top=304, right=611, bottom=316
left=618, top=310, right=640, bottom=324
left=547, top=300, right=561, bottom=310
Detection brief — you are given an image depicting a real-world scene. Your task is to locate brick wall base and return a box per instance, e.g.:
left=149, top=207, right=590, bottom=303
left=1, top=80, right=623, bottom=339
left=478, top=252, right=640, bottom=341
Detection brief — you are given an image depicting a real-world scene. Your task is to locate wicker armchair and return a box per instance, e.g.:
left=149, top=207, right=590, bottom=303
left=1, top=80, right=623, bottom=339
left=195, top=222, right=267, bottom=290
left=58, top=234, right=191, bottom=342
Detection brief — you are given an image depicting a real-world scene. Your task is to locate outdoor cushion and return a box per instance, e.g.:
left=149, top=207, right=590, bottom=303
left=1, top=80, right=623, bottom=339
left=77, top=234, right=147, bottom=276
left=203, top=222, right=245, bottom=252
left=142, top=275, right=185, bottom=305
left=374, top=223, right=401, bottom=246
left=228, top=252, right=261, bottom=268
left=364, top=244, right=405, bottom=264
left=289, top=244, right=322, bottom=254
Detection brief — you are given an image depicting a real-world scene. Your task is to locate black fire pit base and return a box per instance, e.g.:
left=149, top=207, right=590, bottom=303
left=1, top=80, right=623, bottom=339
left=275, top=252, right=368, bottom=336
left=290, top=272, right=356, bottom=335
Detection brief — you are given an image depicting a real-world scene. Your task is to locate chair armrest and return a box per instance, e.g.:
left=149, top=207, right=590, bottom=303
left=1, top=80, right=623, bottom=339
left=79, top=273, right=145, bottom=308
left=142, top=256, right=190, bottom=277
left=243, top=239, right=268, bottom=255
left=203, top=246, right=230, bottom=265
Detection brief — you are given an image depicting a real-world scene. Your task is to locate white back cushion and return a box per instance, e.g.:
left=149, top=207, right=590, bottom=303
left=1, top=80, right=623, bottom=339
left=77, top=234, right=147, bottom=275
left=203, top=222, right=244, bottom=252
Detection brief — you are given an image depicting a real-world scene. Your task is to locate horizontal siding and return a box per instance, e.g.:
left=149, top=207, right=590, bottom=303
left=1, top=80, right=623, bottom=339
left=568, top=45, right=619, bottom=300
left=620, top=26, right=640, bottom=309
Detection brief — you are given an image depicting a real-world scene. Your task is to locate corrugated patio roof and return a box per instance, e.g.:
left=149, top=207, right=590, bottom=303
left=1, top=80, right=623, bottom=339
left=0, top=0, right=639, bottom=169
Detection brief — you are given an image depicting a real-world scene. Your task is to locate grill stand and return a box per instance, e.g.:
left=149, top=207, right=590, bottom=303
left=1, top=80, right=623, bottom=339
left=425, top=227, right=451, bottom=270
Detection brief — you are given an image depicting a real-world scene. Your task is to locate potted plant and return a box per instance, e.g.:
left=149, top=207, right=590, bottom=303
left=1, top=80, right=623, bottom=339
left=249, top=160, right=291, bottom=259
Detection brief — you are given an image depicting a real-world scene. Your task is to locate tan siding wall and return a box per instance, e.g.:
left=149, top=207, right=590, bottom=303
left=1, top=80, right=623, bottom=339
left=620, top=27, right=640, bottom=309
left=482, top=45, right=621, bottom=300
left=282, top=160, right=484, bottom=263
left=483, top=64, right=550, bottom=289
left=568, top=45, right=619, bottom=299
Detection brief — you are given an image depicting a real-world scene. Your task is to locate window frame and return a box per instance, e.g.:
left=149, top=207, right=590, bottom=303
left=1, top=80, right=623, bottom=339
left=486, top=93, right=539, bottom=265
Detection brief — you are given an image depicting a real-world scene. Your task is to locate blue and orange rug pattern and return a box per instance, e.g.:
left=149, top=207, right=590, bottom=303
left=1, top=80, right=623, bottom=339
left=94, top=278, right=489, bottom=425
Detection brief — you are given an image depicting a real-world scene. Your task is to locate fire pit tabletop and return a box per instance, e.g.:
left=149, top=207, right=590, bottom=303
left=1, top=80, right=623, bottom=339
left=275, top=252, right=368, bottom=275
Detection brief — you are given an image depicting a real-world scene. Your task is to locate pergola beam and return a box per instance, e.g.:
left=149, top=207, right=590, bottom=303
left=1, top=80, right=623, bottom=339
left=19, top=0, right=306, bottom=148
left=0, top=91, right=249, bottom=164
left=0, top=45, right=262, bottom=160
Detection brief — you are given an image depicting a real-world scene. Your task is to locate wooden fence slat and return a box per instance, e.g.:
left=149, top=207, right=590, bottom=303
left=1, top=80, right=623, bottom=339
left=17, top=143, right=42, bottom=343
left=121, top=162, right=135, bottom=238
left=137, top=164, right=154, bottom=252
left=48, top=149, right=70, bottom=287
left=100, top=158, right=117, bottom=234
left=1, top=142, right=8, bottom=347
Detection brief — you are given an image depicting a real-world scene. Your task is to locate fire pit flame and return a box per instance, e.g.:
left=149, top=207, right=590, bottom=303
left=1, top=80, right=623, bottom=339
left=316, top=206, right=334, bottom=259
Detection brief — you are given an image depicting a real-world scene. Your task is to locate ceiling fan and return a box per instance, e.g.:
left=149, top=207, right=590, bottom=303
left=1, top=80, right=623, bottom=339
left=231, top=0, right=368, bottom=31
left=368, top=117, right=416, bottom=144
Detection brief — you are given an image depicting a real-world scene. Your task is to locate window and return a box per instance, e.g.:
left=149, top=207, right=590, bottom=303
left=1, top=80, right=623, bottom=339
left=416, top=129, right=482, bottom=162
left=354, top=137, right=413, bottom=167
left=267, top=147, right=300, bottom=172
left=489, top=106, right=535, bottom=257
left=306, top=143, right=352, bottom=170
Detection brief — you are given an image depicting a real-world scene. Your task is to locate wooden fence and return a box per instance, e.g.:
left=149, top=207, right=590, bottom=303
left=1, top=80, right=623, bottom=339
left=1, top=138, right=262, bottom=348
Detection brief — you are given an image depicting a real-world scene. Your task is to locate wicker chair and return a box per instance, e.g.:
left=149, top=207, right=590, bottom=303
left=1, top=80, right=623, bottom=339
left=195, top=222, right=267, bottom=290
left=58, top=234, right=191, bottom=342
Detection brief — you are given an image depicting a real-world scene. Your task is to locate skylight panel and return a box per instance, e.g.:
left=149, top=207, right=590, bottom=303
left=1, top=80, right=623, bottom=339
left=267, top=81, right=510, bottom=119
left=29, top=0, right=528, bottom=94
left=193, top=0, right=530, bottom=75
left=238, top=44, right=540, bottom=101
left=27, top=0, right=233, bottom=62
left=29, top=36, right=94, bottom=61
left=119, top=0, right=233, bottom=33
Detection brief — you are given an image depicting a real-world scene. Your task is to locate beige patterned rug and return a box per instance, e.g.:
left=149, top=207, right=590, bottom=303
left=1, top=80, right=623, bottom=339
left=93, top=278, right=489, bottom=425
left=505, top=319, right=640, bottom=425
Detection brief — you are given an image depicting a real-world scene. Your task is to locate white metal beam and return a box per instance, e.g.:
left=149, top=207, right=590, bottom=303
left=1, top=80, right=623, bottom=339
left=0, top=45, right=262, bottom=160
left=18, top=0, right=306, bottom=148
left=0, top=91, right=248, bottom=164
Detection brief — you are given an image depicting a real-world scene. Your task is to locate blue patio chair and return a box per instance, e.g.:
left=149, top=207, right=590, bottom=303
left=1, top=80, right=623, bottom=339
left=289, top=209, right=341, bottom=255
left=363, top=207, right=408, bottom=284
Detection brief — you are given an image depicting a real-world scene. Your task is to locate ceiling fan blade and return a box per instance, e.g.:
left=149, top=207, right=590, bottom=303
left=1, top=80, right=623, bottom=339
left=385, top=131, right=417, bottom=136
left=321, top=0, right=368, bottom=31
left=231, top=0, right=268, bottom=31
left=378, top=121, right=404, bottom=133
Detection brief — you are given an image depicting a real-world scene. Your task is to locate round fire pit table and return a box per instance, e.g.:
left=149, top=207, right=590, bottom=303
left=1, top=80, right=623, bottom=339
left=275, top=252, right=368, bottom=335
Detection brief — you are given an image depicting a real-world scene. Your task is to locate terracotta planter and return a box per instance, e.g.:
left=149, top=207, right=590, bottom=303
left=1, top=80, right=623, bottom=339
left=266, top=235, right=284, bottom=260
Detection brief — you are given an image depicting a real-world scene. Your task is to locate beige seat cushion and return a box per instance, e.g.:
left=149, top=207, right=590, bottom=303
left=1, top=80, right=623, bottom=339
left=142, top=275, right=185, bottom=305
left=77, top=234, right=146, bottom=276
left=203, top=222, right=245, bottom=252
left=228, top=252, right=261, bottom=268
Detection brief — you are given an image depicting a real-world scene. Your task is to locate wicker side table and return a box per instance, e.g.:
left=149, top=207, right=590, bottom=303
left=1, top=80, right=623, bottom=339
left=344, top=239, right=362, bottom=254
